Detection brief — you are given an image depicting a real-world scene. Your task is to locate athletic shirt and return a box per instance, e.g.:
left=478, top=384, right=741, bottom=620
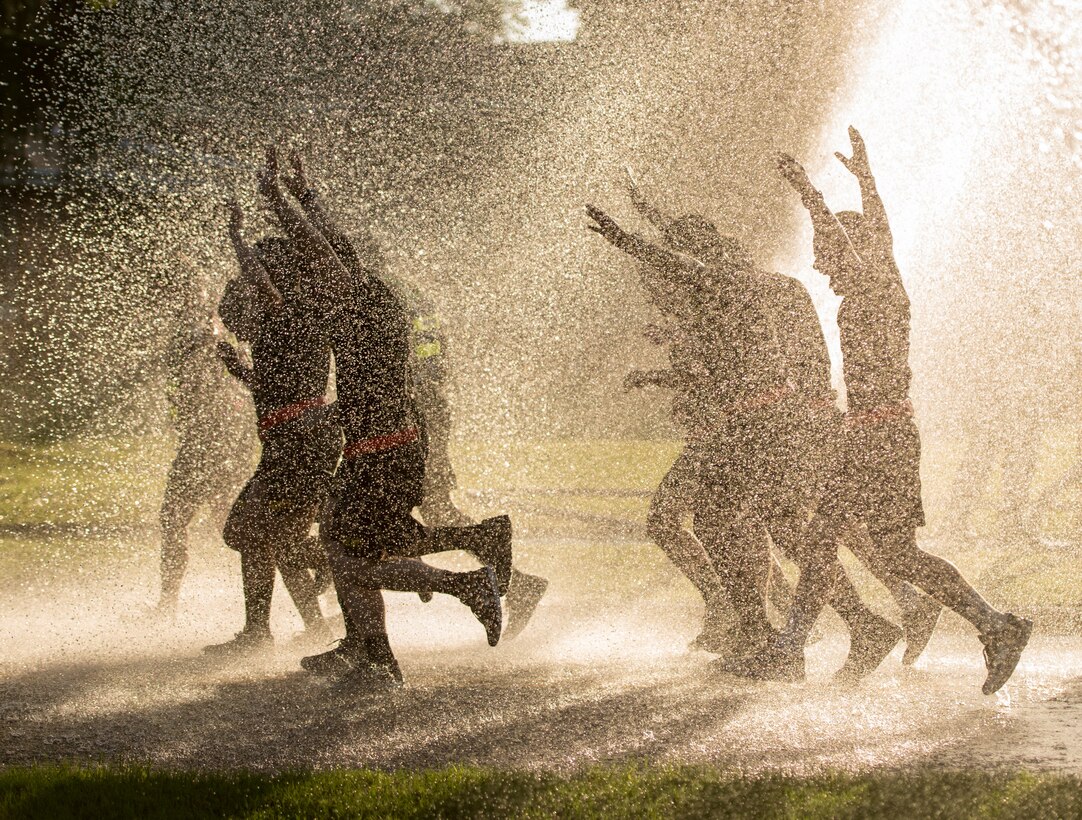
left=219, top=280, right=331, bottom=419
left=837, top=266, right=912, bottom=412
left=329, top=274, right=415, bottom=441
left=166, top=320, right=248, bottom=439
left=757, top=271, right=834, bottom=402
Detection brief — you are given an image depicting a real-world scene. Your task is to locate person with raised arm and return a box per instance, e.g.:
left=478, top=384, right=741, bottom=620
left=201, top=201, right=338, bottom=655
left=754, top=131, right=1032, bottom=694
left=257, top=147, right=505, bottom=687
left=626, top=169, right=941, bottom=673
left=280, top=151, right=547, bottom=639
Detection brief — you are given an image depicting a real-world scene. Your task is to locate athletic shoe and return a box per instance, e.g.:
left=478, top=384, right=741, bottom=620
left=714, top=641, right=805, bottom=683
left=901, top=595, right=941, bottom=666
left=458, top=567, right=503, bottom=646
left=980, top=613, right=1034, bottom=695
left=301, top=639, right=365, bottom=677
left=837, top=615, right=902, bottom=681
left=203, top=628, right=273, bottom=657
left=471, top=516, right=514, bottom=596
left=503, top=572, right=549, bottom=641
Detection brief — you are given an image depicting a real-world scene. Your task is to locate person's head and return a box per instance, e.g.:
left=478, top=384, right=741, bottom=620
left=253, top=236, right=303, bottom=302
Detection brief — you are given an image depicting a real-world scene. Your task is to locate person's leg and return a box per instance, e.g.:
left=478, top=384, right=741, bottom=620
left=839, top=525, right=940, bottom=665
left=204, top=478, right=275, bottom=653
left=696, top=510, right=773, bottom=652
left=158, top=472, right=198, bottom=613
left=276, top=524, right=328, bottom=632
left=647, top=452, right=730, bottom=645
left=861, top=522, right=1032, bottom=693
left=862, top=524, right=1001, bottom=634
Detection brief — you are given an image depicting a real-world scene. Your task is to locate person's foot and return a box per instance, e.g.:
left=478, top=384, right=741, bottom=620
left=203, top=627, right=273, bottom=657
left=457, top=567, right=503, bottom=646
left=837, top=615, right=902, bottom=681
left=301, top=639, right=365, bottom=677
left=980, top=613, right=1034, bottom=695
left=714, top=640, right=805, bottom=683
left=472, top=516, right=514, bottom=596
left=504, top=571, right=549, bottom=641
left=901, top=594, right=941, bottom=666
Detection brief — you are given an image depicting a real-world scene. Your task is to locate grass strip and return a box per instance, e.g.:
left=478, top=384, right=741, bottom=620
left=1, top=765, right=1080, bottom=819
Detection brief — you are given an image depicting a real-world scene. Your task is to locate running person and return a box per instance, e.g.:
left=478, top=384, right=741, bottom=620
left=283, top=151, right=545, bottom=641
left=257, top=147, right=507, bottom=687
left=156, top=266, right=254, bottom=615
left=400, top=278, right=550, bottom=639
left=202, top=202, right=337, bottom=654
left=755, top=128, right=1031, bottom=694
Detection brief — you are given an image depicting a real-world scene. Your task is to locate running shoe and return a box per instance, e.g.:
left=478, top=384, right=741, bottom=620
left=981, top=613, right=1034, bottom=695
left=458, top=567, right=503, bottom=646
left=203, top=628, right=273, bottom=657
left=504, top=571, right=549, bottom=641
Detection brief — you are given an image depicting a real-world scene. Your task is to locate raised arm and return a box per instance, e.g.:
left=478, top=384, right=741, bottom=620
left=776, top=153, right=864, bottom=277
left=219, top=201, right=280, bottom=341
left=624, top=166, right=671, bottom=234
left=281, top=149, right=385, bottom=278
left=257, top=146, right=356, bottom=302
left=228, top=200, right=281, bottom=307
left=586, top=204, right=704, bottom=278
left=835, top=126, right=892, bottom=246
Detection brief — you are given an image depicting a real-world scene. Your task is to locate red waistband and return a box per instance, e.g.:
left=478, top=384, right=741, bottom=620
left=845, top=398, right=913, bottom=427
left=257, top=396, right=328, bottom=439
left=343, top=427, right=419, bottom=459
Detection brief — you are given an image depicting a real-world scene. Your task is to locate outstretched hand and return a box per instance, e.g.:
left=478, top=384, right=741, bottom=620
left=257, top=145, right=280, bottom=198
left=585, top=204, right=624, bottom=244
left=776, top=152, right=820, bottom=205
left=835, top=125, right=870, bottom=178
left=282, top=148, right=310, bottom=200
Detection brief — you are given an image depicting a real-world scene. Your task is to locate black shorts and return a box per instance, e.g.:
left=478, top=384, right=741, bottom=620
left=223, top=409, right=342, bottom=550
left=320, top=439, right=426, bottom=560
left=818, top=415, right=925, bottom=530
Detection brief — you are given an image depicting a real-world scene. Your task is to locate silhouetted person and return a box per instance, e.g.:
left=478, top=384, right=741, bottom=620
left=156, top=265, right=253, bottom=614
left=258, top=148, right=507, bottom=687
left=758, top=128, right=1031, bottom=695
left=392, top=274, right=549, bottom=640
left=202, top=202, right=337, bottom=654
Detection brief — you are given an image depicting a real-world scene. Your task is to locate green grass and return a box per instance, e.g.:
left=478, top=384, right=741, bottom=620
left=1, top=765, right=1080, bottom=819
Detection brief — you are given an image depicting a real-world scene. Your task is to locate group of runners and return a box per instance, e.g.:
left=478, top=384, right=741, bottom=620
left=157, top=147, right=547, bottom=687
left=155, top=128, right=1032, bottom=694
left=587, top=127, right=1031, bottom=694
